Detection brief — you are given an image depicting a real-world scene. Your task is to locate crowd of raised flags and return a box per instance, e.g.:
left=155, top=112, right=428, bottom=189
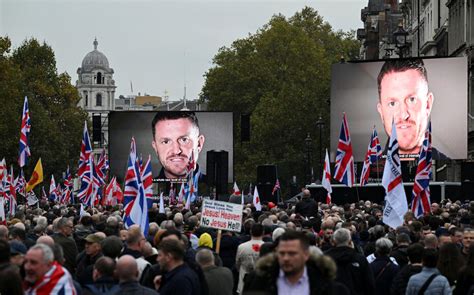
left=324, top=113, right=434, bottom=228
left=0, top=95, right=434, bottom=231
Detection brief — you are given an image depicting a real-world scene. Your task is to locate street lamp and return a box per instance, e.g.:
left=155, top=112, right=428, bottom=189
left=305, top=133, right=312, bottom=184
left=316, top=116, right=325, bottom=183
left=394, top=21, right=409, bottom=58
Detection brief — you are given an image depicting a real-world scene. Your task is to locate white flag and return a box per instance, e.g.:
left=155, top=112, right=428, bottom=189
left=322, top=149, right=332, bottom=204
left=382, top=121, right=408, bottom=229
left=184, top=191, right=191, bottom=210
left=27, top=191, right=38, bottom=206
left=233, top=182, right=241, bottom=195
left=159, top=192, right=165, bottom=213
left=253, top=186, right=261, bottom=211
left=80, top=203, right=86, bottom=217
left=0, top=197, right=5, bottom=224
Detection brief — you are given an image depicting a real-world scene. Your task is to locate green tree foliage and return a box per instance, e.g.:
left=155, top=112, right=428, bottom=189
left=0, top=37, right=88, bottom=183
left=200, top=7, right=360, bottom=194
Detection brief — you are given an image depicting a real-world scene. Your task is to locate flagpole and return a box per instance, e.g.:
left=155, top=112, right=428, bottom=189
left=355, top=184, right=360, bottom=202
left=376, top=157, right=380, bottom=185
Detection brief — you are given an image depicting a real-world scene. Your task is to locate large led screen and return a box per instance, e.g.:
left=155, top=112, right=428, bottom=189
left=108, top=111, right=233, bottom=183
left=331, top=57, right=467, bottom=161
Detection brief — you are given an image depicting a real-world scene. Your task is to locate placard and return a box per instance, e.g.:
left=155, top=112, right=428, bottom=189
left=200, top=199, right=243, bottom=232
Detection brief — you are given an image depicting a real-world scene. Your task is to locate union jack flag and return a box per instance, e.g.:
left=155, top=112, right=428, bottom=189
left=41, top=186, right=47, bottom=202
left=6, top=166, right=17, bottom=216
left=78, top=121, right=92, bottom=179
left=24, top=261, right=77, bottom=295
left=15, top=169, right=26, bottom=197
left=411, top=122, right=432, bottom=218
left=63, top=166, right=74, bottom=204
left=95, top=149, right=109, bottom=185
left=19, top=96, right=31, bottom=168
left=169, top=182, right=176, bottom=205
left=141, top=155, right=153, bottom=208
left=77, top=153, right=98, bottom=206
left=124, top=137, right=138, bottom=207
left=49, top=175, right=60, bottom=202
left=272, top=179, right=280, bottom=196
left=122, top=138, right=149, bottom=234
left=360, top=127, right=382, bottom=186
left=61, top=185, right=72, bottom=204
left=334, top=113, right=355, bottom=187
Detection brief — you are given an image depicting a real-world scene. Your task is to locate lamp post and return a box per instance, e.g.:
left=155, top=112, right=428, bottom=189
left=305, top=133, right=312, bottom=184
left=394, top=21, right=409, bottom=58
left=316, top=116, right=325, bottom=183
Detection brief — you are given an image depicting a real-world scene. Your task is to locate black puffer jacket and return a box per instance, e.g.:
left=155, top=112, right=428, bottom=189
left=325, top=246, right=375, bottom=295
left=390, top=264, right=422, bottom=295
left=243, top=253, right=349, bottom=295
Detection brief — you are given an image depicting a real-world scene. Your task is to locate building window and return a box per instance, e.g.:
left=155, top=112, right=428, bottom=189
left=97, top=72, right=102, bottom=85
left=84, top=92, right=88, bottom=106
left=96, top=93, right=102, bottom=106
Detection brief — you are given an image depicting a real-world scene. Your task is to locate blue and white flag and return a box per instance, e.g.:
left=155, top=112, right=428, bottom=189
left=382, top=121, right=408, bottom=229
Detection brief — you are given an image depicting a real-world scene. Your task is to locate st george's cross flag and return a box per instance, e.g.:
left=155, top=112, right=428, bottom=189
left=333, top=113, right=355, bottom=187
left=253, top=185, right=262, bottom=211
left=382, top=120, right=408, bottom=229
left=322, top=149, right=333, bottom=204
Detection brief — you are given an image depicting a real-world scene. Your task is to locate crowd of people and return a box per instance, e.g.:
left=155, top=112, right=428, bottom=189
left=0, top=188, right=473, bottom=295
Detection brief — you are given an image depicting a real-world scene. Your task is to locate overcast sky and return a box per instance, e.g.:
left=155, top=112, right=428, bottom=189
left=1, top=0, right=366, bottom=101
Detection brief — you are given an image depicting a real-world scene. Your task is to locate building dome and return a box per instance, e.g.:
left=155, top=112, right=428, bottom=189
left=81, top=38, right=110, bottom=71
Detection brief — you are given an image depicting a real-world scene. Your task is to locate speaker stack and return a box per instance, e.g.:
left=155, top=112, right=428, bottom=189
left=92, top=114, right=102, bottom=143
left=206, top=150, right=229, bottom=197
left=461, top=162, right=474, bottom=201
left=257, top=164, right=278, bottom=203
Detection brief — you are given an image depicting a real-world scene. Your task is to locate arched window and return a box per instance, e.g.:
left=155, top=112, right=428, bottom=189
left=84, top=92, right=88, bottom=106
left=96, top=72, right=102, bottom=84
left=96, top=93, right=102, bottom=106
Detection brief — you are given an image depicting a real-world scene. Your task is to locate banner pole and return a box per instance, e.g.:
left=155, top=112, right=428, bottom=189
left=215, top=229, right=222, bottom=254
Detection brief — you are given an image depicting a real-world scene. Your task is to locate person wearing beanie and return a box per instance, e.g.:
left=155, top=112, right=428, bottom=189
left=198, top=233, right=213, bottom=248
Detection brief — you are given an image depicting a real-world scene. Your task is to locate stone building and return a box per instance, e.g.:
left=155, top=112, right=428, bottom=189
left=76, top=38, right=116, bottom=152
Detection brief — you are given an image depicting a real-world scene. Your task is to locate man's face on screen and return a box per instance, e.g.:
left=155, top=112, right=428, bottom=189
left=152, top=118, right=205, bottom=179
left=377, top=69, right=433, bottom=155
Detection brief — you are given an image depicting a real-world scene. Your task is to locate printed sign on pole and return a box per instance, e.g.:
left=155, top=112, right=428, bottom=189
left=200, top=199, right=243, bottom=232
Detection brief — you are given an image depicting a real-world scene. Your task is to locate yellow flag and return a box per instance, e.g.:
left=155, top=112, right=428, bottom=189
left=26, top=158, right=43, bottom=192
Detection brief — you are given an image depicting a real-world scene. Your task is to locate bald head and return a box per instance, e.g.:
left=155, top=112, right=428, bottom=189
left=116, top=255, right=138, bottom=282
left=302, top=189, right=311, bottom=198
left=37, top=235, right=55, bottom=248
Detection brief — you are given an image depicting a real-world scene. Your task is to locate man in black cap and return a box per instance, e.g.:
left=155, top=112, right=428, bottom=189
left=9, top=240, right=27, bottom=267
left=76, top=233, right=104, bottom=286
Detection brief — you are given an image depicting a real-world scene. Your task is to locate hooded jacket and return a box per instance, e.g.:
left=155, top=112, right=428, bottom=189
left=325, top=246, right=375, bottom=295
left=242, top=253, right=349, bottom=295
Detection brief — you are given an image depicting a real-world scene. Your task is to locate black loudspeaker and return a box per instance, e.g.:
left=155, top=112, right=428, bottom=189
left=206, top=150, right=229, bottom=194
left=256, top=184, right=276, bottom=203
left=461, top=181, right=474, bottom=201
left=257, top=165, right=277, bottom=203
left=461, top=162, right=474, bottom=182
left=92, top=115, right=101, bottom=142
left=241, top=114, right=250, bottom=142
left=257, top=165, right=277, bottom=185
